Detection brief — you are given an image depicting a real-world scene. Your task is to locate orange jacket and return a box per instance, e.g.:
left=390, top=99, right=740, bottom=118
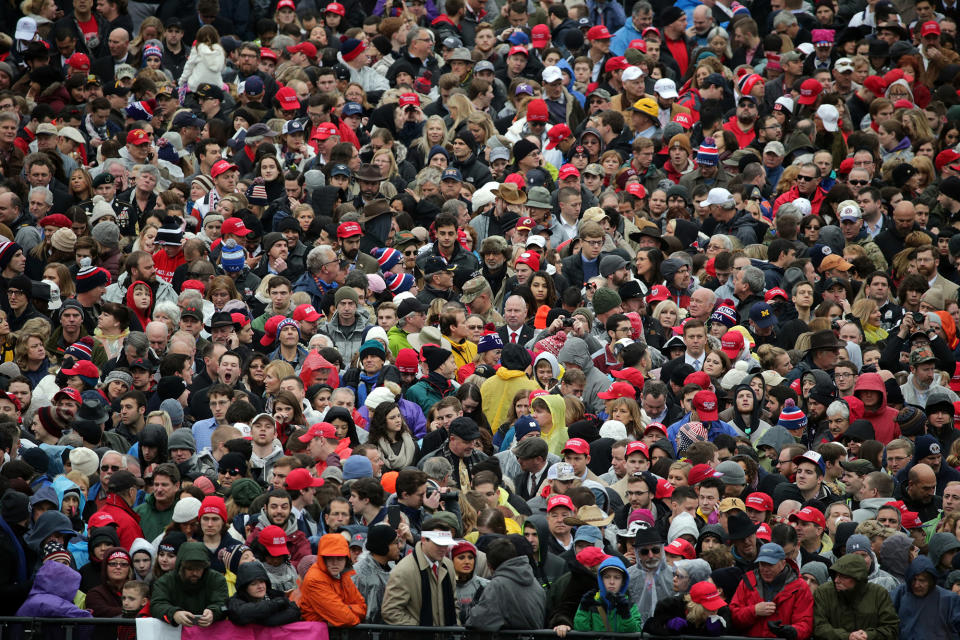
left=300, top=534, right=367, bottom=626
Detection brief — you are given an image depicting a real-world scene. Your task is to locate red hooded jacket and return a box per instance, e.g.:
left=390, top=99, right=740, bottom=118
left=729, top=561, right=814, bottom=639
left=853, top=372, right=900, bottom=444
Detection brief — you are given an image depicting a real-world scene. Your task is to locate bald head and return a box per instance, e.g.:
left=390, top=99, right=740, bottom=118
left=108, top=28, right=130, bottom=58
left=145, top=321, right=169, bottom=353
left=908, top=463, right=938, bottom=502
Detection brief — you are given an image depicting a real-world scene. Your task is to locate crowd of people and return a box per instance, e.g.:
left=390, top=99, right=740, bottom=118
left=4, top=0, right=960, bottom=636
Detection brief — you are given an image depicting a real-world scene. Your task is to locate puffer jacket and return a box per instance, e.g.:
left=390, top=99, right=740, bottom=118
left=150, top=542, right=228, bottom=624
left=556, top=337, right=611, bottom=413
left=300, top=534, right=367, bottom=626
left=892, top=556, right=960, bottom=640
left=93, top=494, right=144, bottom=550
left=226, top=562, right=301, bottom=626
left=465, top=555, right=547, bottom=631
left=853, top=373, right=900, bottom=444
left=480, top=366, right=540, bottom=434
left=729, top=562, right=814, bottom=639
left=573, top=556, right=641, bottom=633
left=812, top=554, right=899, bottom=640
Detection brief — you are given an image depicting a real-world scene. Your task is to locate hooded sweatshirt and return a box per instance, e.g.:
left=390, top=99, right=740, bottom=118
left=150, top=541, right=229, bottom=624
left=481, top=362, right=541, bottom=432
left=892, top=556, right=960, bottom=640
left=226, top=561, right=302, bottom=626
left=574, top=556, right=643, bottom=632
left=557, top=336, right=610, bottom=414
left=812, top=554, right=900, bottom=640
left=124, top=280, right=154, bottom=332
left=524, top=515, right=569, bottom=588
left=853, top=373, right=900, bottom=444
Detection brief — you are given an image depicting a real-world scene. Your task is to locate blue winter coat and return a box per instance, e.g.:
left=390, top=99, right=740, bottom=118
left=892, top=556, right=960, bottom=640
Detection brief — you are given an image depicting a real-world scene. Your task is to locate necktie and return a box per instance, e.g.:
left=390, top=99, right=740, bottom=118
left=432, top=563, right=439, bottom=579
left=511, top=331, right=518, bottom=344
left=693, top=359, right=701, bottom=370
left=459, top=459, right=471, bottom=489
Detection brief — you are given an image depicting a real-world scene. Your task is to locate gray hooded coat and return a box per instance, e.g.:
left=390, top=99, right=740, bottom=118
left=464, top=555, right=547, bottom=631
left=557, top=337, right=610, bottom=413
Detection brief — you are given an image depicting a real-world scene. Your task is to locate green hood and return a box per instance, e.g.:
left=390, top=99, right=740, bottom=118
left=831, top=553, right=868, bottom=582
left=176, top=541, right=211, bottom=573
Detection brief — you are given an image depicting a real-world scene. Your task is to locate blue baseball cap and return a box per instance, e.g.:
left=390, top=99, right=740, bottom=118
left=508, top=30, right=530, bottom=45
left=756, top=542, right=786, bottom=564
left=441, top=168, right=463, bottom=182
left=573, top=525, right=602, bottom=544
left=749, top=302, right=776, bottom=329
left=282, top=119, right=305, bottom=135
left=330, top=163, right=352, bottom=178
left=241, top=75, right=264, bottom=95
left=342, top=101, right=363, bottom=117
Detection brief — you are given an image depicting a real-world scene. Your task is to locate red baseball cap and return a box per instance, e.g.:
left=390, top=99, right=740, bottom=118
left=937, top=149, right=960, bottom=171
left=531, top=24, right=551, bottom=48
left=656, top=477, right=674, bottom=499
left=277, top=0, right=296, bottom=8
left=558, top=163, right=580, bottom=181
left=293, top=304, right=322, bottom=323
left=259, top=315, right=286, bottom=346
left=508, top=45, right=529, bottom=57
left=221, top=216, right=251, bottom=237
left=672, top=112, right=694, bottom=129
left=626, top=182, right=646, bottom=198
left=257, top=525, right=289, bottom=556
left=720, top=330, right=745, bottom=359
left=286, top=41, right=318, bottom=59
left=765, top=287, right=789, bottom=302
left=325, top=1, right=346, bottom=15
left=337, top=221, right=363, bottom=238
left=597, top=381, right=636, bottom=400
left=646, top=284, right=670, bottom=303
left=922, top=20, right=941, bottom=36
left=901, top=510, right=923, bottom=529
left=517, top=216, right=535, bottom=232
left=756, top=522, right=772, bottom=541
left=562, top=438, right=590, bottom=455
left=88, top=512, right=117, bottom=528
left=745, top=492, right=774, bottom=512
left=604, top=56, right=628, bottom=72
left=297, top=422, right=337, bottom=443
left=284, top=467, right=325, bottom=490
left=313, top=122, right=339, bottom=140
left=260, top=47, right=278, bottom=62
left=546, top=124, right=572, bottom=150
left=126, top=129, right=150, bottom=145
left=275, top=86, right=301, bottom=111
left=684, top=371, right=711, bottom=390
left=863, top=75, right=887, bottom=98
left=61, top=360, right=99, bottom=379
left=628, top=39, right=647, bottom=52
left=687, top=463, right=723, bottom=485
left=692, top=390, right=719, bottom=421
left=398, top=92, right=421, bottom=107
left=211, top=159, right=239, bottom=178
left=53, top=387, right=83, bottom=404
left=624, top=441, right=649, bottom=458
left=547, top=494, right=575, bottom=512
left=644, top=422, right=668, bottom=437
left=790, top=506, right=826, bottom=528
left=67, top=53, right=90, bottom=71
left=642, top=26, right=661, bottom=39
left=230, top=312, right=250, bottom=328
left=515, top=251, right=541, bottom=271
left=664, top=538, right=695, bottom=559
left=797, top=78, right=823, bottom=105
left=587, top=25, right=612, bottom=39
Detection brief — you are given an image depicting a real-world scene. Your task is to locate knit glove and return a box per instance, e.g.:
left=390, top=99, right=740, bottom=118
left=705, top=615, right=727, bottom=635
left=613, top=594, right=632, bottom=618
left=667, top=617, right=689, bottom=632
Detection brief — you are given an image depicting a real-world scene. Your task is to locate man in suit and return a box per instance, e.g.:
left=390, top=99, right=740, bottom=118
left=498, top=295, right=534, bottom=347
left=92, top=28, right=131, bottom=85
left=917, top=244, right=960, bottom=302
left=512, top=436, right=553, bottom=502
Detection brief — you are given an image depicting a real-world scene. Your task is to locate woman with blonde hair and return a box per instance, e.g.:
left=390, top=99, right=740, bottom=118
left=851, top=298, right=888, bottom=344
left=910, top=155, right=936, bottom=192
left=411, top=115, right=449, bottom=170
left=68, top=168, right=94, bottom=204
left=445, top=94, right=476, bottom=138
left=651, top=299, right=681, bottom=342
left=263, top=361, right=296, bottom=413
left=20, top=0, right=57, bottom=38
left=146, top=411, right=173, bottom=435
left=606, top=396, right=644, bottom=439
left=775, top=165, right=800, bottom=195
left=371, top=148, right=406, bottom=191
left=206, top=276, right=242, bottom=312
left=16, top=329, right=52, bottom=387
left=465, top=112, right=495, bottom=149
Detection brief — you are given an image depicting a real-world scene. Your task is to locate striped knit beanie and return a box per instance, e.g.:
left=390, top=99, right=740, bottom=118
left=384, top=271, right=414, bottom=294
left=777, top=399, right=807, bottom=431
left=64, top=336, right=95, bottom=361
left=710, top=304, right=737, bottom=328
left=373, top=247, right=402, bottom=273
left=156, top=219, right=184, bottom=246
left=76, top=259, right=110, bottom=293
left=0, top=241, right=21, bottom=270
left=220, top=239, right=245, bottom=272
left=143, top=40, right=163, bottom=60
left=697, top=137, right=719, bottom=167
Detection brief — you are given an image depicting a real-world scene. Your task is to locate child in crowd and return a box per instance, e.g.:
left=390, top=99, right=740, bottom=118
left=226, top=562, right=302, bottom=626
left=574, top=557, right=643, bottom=632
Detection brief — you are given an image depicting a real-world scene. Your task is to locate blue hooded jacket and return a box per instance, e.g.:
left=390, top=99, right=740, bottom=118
left=892, top=556, right=960, bottom=640
left=52, top=476, right=90, bottom=568
left=597, top=556, right=630, bottom=605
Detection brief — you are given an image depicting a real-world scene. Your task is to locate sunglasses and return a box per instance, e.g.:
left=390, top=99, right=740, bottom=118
left=797, top=175, right=818, bottom=182
left=107, top=561, right=130, bottom=568
left=638, top=546, right=661, bottom=555
left=101, top=465, right=121, bottom=472
left=848, top=180, right=869, bottom=186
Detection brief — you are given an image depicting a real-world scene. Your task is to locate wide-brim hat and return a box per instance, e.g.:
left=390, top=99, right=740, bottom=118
left=724, top=513, right=759, bottom=541
left=361, top=199, right=391, bottom=224
left=492, top=182, right=527, bottom=205
left=563, top=505, right=615, bottom=527
left=805, top=329, right=844, bottom=354
left=355, top=164, right=384, bottom=182
left=408, top=326, right=451, bottom=352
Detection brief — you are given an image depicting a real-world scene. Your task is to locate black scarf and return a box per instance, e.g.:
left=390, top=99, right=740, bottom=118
left=418, top=561, right=457, bottom=626
left=425, top=372, right=454, bottom=396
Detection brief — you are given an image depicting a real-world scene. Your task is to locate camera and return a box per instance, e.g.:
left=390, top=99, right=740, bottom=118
left=562, top=317, right=574, bottom=328
left=913, top=311, right=924, bottom=324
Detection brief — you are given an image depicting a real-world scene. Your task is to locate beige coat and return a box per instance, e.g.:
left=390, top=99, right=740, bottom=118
left=381, top=542, right=460, bottom=626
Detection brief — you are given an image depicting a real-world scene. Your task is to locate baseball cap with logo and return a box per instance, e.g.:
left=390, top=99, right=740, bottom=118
left=546, top=124, right=572, bottom=150
left=745, top=492, right=774, bottom=512
left=211, top=160, right=239, bottom=178
left=587, top=25, right=612, bottom=39
left=126, top=129, right=150, bottom=145
left=337, top=221, right=362, bottom=238
left=910, top=346, right=937, bottom=366
left=294, top=304, right=323, bottom=323
left=297, top=422, right=337, bottom=442
left=797, top=78, right=823, bottom=105
left=792, top=450, right=826, bottom=474
left=720, top=330, right=744, bottom=358
left=789, top=506, right=826, bottom=528
left=258, top=525, right=289, bottom=556
left=547, top=494, right=575, bottom=511
left=692, top=390, right=719, bottom=421
left=562, top=438, right=590, bottom=455
left=750, top=302, right=776, bottom=329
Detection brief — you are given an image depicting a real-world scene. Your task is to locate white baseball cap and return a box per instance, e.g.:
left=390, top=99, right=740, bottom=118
left=816, top=104, right=839, bottom=132
left=834, top=57, right=854, bottom=73
left=654, top=78, right=678, bottom=99
left=542, top=65, right=563, bottom=84
left=622, top=66, right=644, bottom=82
left=700, top=187, right=735, bottom=208
left=15, top=17, right=37, bottom=41
left=837, top=200, right=862, bottom=222
left=421, top=530, right=457, bottom=546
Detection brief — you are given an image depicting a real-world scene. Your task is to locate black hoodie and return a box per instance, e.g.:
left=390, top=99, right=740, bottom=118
left=226, top=562, right=301, bottom=626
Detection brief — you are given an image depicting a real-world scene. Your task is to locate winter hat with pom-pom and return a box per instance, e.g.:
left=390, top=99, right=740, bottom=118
left=777, top=399, right=807, bottom=432
left=220, top=239, right=245, bottom=272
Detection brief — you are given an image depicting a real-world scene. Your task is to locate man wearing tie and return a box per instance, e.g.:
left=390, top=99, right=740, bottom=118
left=682, top=320, right=708, bottom=371
left=510, top=430, right=555, bottom=502
left=497, top=295, right=534, bottom=347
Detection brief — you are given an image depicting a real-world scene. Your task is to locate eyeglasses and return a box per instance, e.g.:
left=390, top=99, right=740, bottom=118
left=6, top=289, right=23, bottom=297
left=101, top=465, right=121, bottom=472
left=584, top=239, right=603, bottom=246
left=225, top=468, right=243, bottom=476
left=848, top=180, right=869, bottom=186
left=797, top=175, right=818, bottom=182
left=637, top=546, right=661, bottom=555
left=107, top=561, right=130, bottom=568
